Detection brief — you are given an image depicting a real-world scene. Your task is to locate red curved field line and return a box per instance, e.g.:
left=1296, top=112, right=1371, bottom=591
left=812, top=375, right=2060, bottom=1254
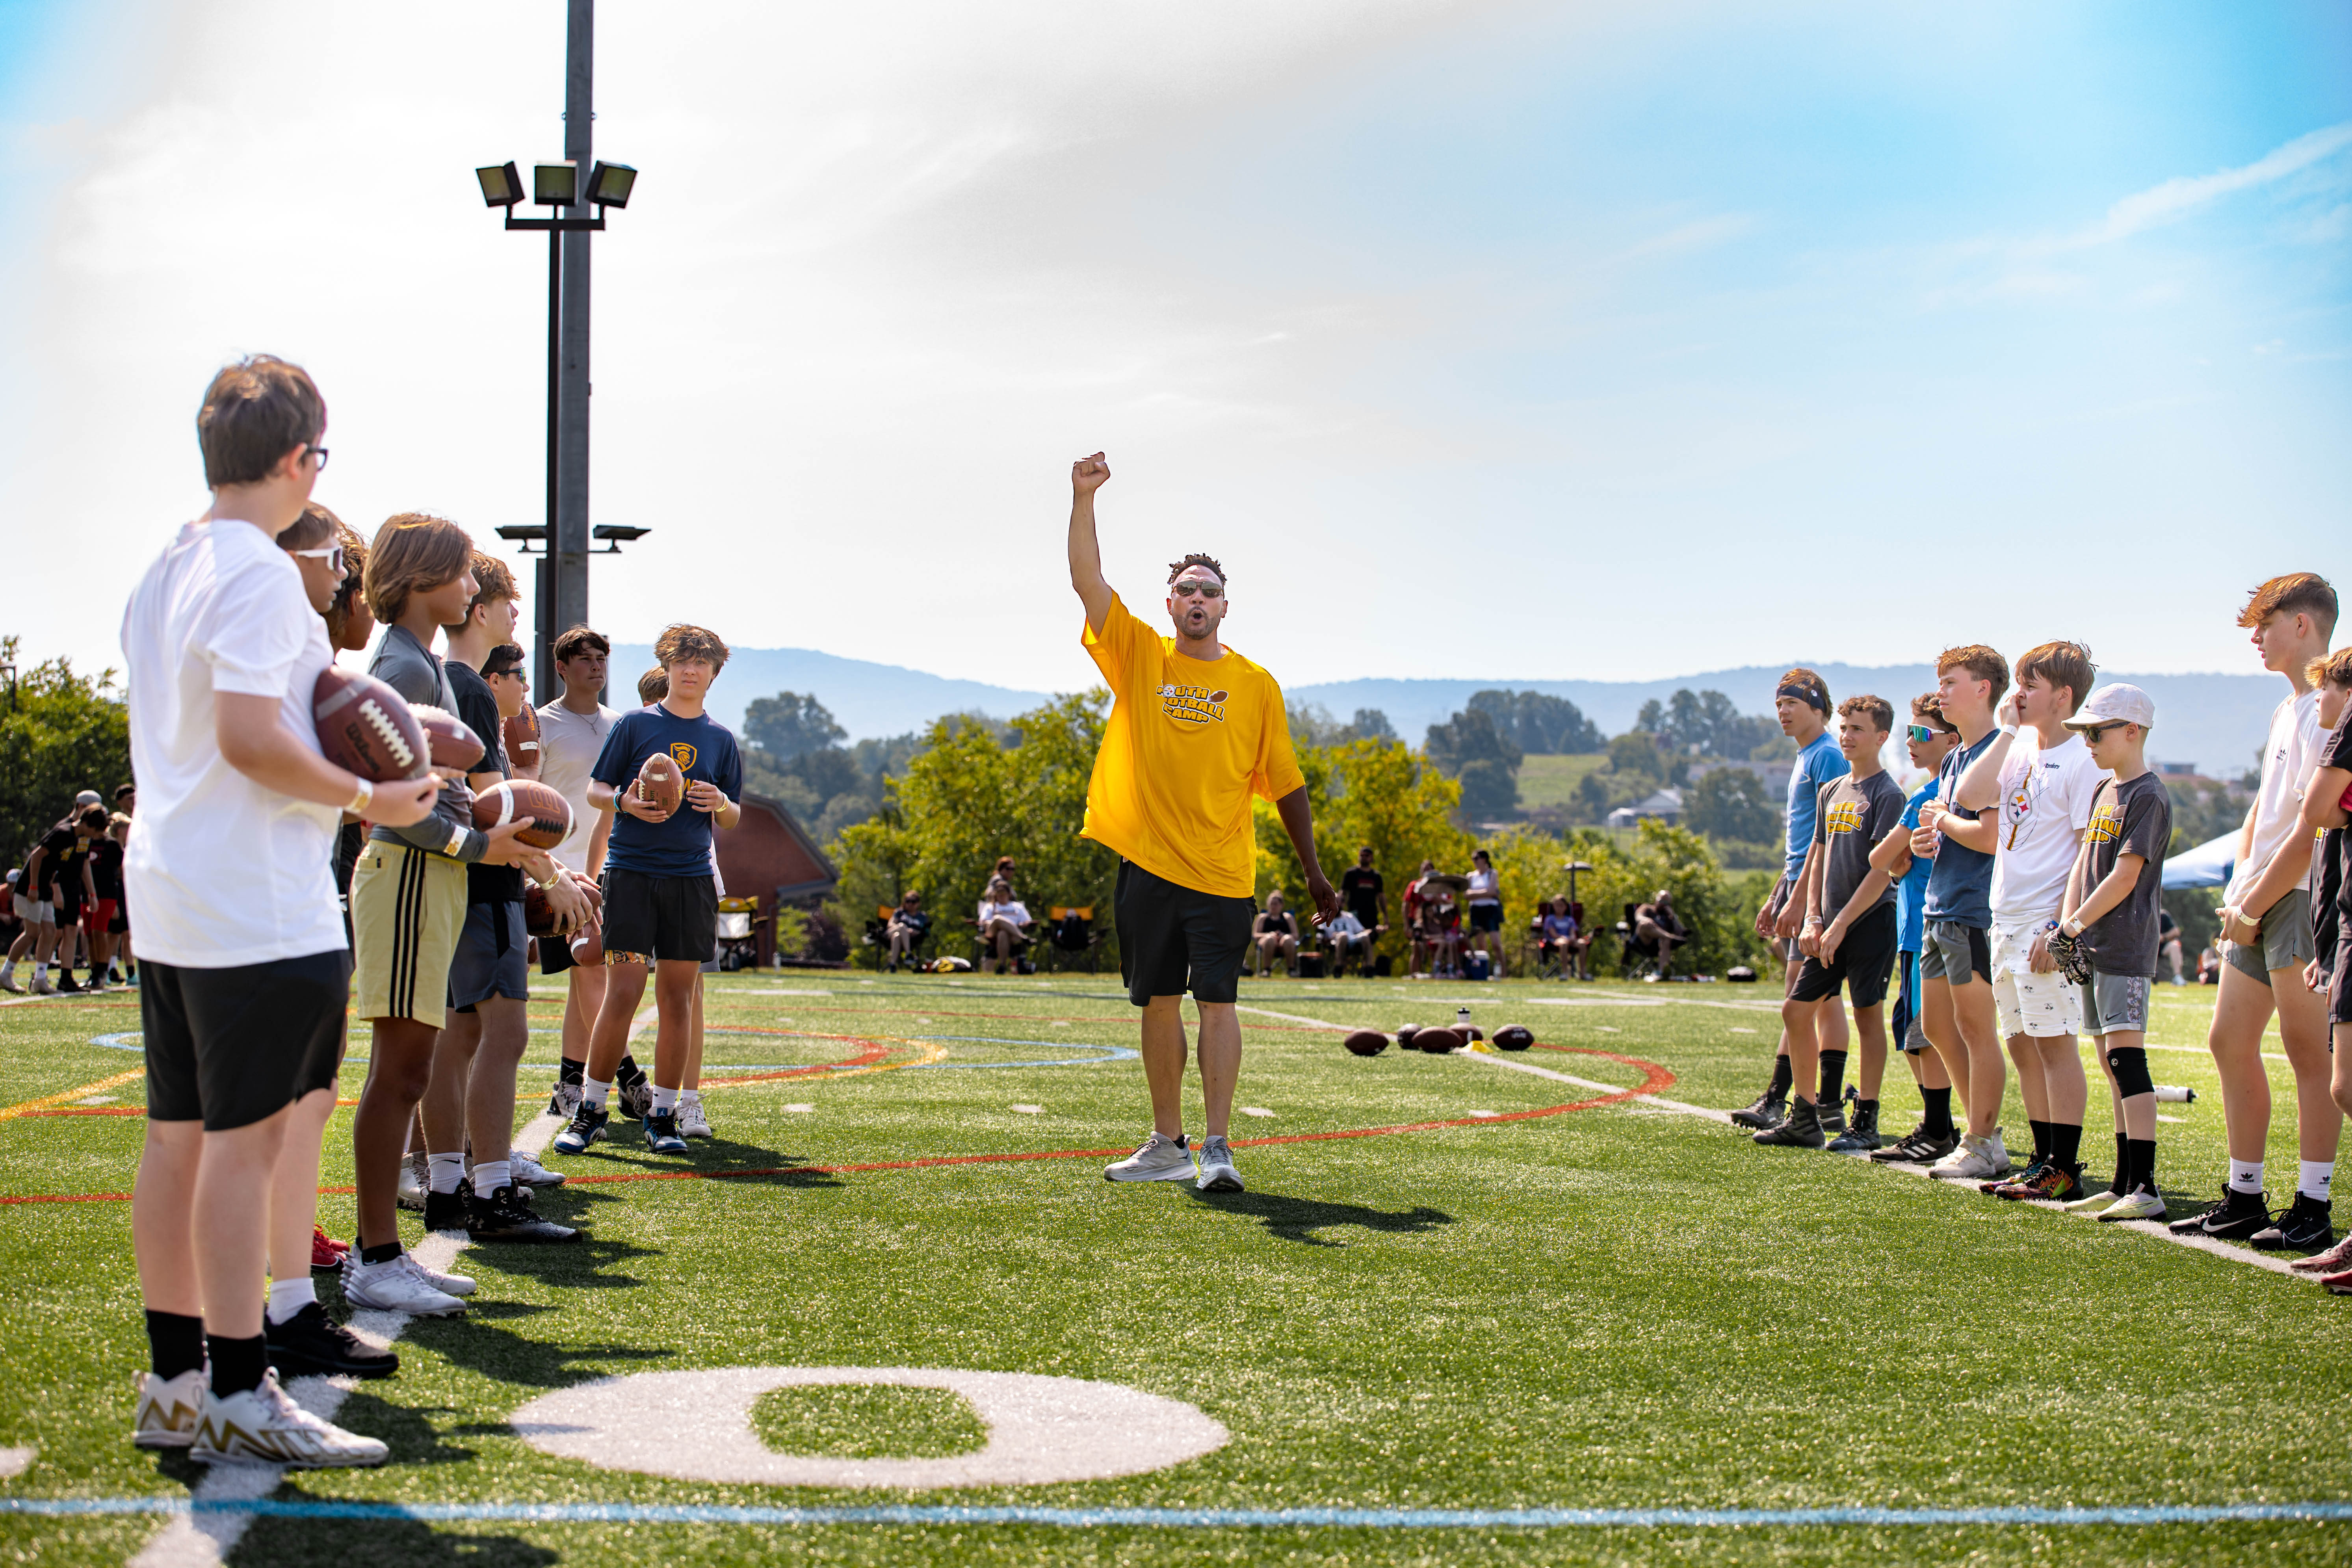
left=0, top=1044, right=1670, bottom=1204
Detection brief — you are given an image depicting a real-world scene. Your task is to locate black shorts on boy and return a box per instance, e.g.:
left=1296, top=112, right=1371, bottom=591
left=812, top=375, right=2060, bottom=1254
left=1789, top=903, right=1899, bottom=1008
left=600, top=867, right=718, bottom=963
left=142, top=951, right=349, bottom=1131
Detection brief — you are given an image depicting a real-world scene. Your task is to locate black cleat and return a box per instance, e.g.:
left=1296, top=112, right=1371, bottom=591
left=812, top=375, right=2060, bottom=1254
left=264, top=1301, right=399, bottom=1379
left=1730, top=1092, right=1789, bottom=1130
left=2169, top=1188, right=2270, bottom=1240
left=2248, top=1194, right=2334, bottom=1252
left=1827, top=1099, right=1882, bottom=1153
left=422, top=1188, right=469, bottom=1234
left=466, top=1185, right=583, bottom=1243
left=1753, top=1096, right=1825, bottom=1148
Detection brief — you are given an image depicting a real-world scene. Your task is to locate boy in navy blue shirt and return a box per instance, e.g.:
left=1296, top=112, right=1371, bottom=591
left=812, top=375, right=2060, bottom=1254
left=553, top=624, right=743, bottom=1157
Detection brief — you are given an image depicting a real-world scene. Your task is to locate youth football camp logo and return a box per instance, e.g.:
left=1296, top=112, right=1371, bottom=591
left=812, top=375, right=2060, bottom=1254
left=670, top=742, right=698, bottom=771
left=1159, top=684, right=1229, bottom=726
left=1823, top=799, right=1866, bottom=835
left=2086, top=800, right=2123, bottom=844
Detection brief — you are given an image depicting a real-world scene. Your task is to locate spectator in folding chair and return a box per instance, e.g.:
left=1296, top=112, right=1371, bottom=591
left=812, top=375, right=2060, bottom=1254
left=1250, top=892, right=1300, bottom=977
left=882, top=892, right=932, bottom=972
left=1536, top=894, right=1587, bottom=981
left=1635, top=890, right=1689, bottom=978
left=1323, top=907, right=1378, bottom=975
left=976, top=877, right=1034, bottom=974
left=1041, top=905, right=1104, bottom=972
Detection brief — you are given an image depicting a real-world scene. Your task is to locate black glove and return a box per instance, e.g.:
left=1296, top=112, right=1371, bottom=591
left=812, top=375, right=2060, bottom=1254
left=2045, top=925, right=2094, bottom=987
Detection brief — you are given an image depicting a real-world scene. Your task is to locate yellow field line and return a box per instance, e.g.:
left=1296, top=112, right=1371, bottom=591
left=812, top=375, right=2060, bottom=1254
left=0, top=1068, right=147, bottom=1120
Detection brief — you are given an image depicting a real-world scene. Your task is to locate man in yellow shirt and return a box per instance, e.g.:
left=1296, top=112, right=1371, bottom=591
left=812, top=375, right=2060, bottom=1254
left=1068, top=451, right=1339, bottom=1192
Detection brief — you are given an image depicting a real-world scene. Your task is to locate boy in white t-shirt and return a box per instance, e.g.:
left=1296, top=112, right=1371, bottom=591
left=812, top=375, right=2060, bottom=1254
left=1948, top=641, right=2104, bottom=1201
left=2176, top=574, right=2340, bottom=1250
left=535, top=626, right=638, bottom=1119
left=122, top=357, right=438, bottom=1467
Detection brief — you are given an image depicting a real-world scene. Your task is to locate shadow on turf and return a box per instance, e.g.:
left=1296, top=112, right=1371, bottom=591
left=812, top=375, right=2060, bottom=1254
left=1186, top=1188, right=1455, bottom=1248
left=536, top=1133, right=845, bottom=1192
left=234, top=1509, right=557, bottom=1568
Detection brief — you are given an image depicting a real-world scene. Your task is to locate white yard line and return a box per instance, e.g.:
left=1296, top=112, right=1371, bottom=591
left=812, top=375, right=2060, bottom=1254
left=132, top=1003, right=656, bottom=1564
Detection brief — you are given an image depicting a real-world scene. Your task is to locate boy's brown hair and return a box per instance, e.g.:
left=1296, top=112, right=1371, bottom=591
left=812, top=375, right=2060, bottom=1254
left=364, top=513, right=473, bottom=624
left=2306, top=647, right=2352, bottom=691
left=1910, top=693, right=1958, bottom=735
left=1934, top=644, right=2010, bottom=703
left=1776, top=667, right=1831, bottom=715
left=325, top=516, right=371, bottom=648
left=198, top=355, right=325, bottom=489
left=1837, top=694, right=1894, bottom=733
left=2013, top=641, right=2095, bottom=715
left=654, top=623, right=730, bottom=673
left=273, top=501, right=337, bottom=552
left=554, top=624, right=610, bottom=662
left=637, top=666, right=668, bottom=705
left=450, top=550, right=517, bottom=631
left=2239, top=573, right=2337, bottom=639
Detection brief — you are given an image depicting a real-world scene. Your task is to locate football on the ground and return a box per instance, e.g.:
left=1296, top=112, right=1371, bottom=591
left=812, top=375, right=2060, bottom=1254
left=1396, top=1024, right=1421, bottom=1050
left=1493, top=1025, right=1535, bottom=1052
left=473, top=780, right=572, bottom=849
left=1414, top=1027, right=1462, bottom=1053
left=634, top=753, right=685, bottom=814
left=503, top=706, right=542, bottom=772
left=411, top=705, right=487, bottom=773
left=312, top=667, right=429, bottom=782
left=1343, top=1029, right=1388, bottom=1057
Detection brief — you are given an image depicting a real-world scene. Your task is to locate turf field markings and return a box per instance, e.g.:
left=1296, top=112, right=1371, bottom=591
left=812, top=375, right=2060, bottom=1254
left=2157, top=1114, right=2186, bottom=1123
left=0, top=1445, right=30, bottom=1478
left=1730, top=1027, right=1757, bottom=1034
left=1467, top=1048, right=1734, bottom=1124
left=1010, top=1104, right=1044, bottom=1114
left=1239, top=1106, right=1275, bottom=1118
left=0, top=1067, right=146, bottom=1121
left=784, top=1103, right=817, bottom=1113
left=739, top=988, right=835, bottom=996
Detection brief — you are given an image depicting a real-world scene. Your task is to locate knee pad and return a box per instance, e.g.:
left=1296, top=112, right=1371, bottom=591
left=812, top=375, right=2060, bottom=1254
left=2105, top=1045, right=2153, bottom=1099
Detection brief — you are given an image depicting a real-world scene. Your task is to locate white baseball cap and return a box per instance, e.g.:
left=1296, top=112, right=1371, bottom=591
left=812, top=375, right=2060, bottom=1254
left=2063, top=682, right=2155, bottom=733
left=74, top=790, right=102, bottom=806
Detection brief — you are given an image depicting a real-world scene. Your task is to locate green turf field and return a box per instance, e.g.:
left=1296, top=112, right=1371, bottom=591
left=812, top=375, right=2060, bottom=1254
left=4, top=973, right=2348, bottom=1566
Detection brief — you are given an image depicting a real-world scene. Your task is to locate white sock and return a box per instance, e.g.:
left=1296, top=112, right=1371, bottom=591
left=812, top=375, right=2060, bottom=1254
left=471, top=1159, right=511, bottom=1198
left=583, top=1076, right=611, bottom=1111
left=266, top=1276, right=317, bottom=1325
left=2228, top=1158, right=2265, bottom=1195
left=33, top=963, right=46, bottom=979
left=652, top=1084, right=679, bottom=1115
left=427, top=1152, right=467, bottom=1195
left=2300, top=1161, right=2334, bottom=1203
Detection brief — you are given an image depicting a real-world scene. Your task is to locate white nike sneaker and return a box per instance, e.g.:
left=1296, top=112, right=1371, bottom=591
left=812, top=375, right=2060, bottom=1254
left=509, top=1150, right=566, bottom=1188
left=411, top=1254, right=477, bottom=1298
left=131, top=1368, right=206, bottom=1449
left=191, top=1370, right=388, bottom=1468
left=547, top=1079, right=583, bottom=1120
left=341, top=1253, right=466, bottom=1316
left=1104, top=1132, right=1195, bottom=1182
left=678, top=1091, right=713, bottom=1139
left=1929, top=1134, right=2001, bottom=1182
left=1195, top=1134, right=1245, bottom=1193
left=397, top=1150, right=427, bottom=1212
left=1981, top=1126, right=2012, bottom=1178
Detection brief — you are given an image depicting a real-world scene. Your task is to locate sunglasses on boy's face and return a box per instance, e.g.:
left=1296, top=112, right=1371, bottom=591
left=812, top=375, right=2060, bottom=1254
left=292, top=544, right=346, bottom=574
left=1170, top=580, right=1224, bottom=599
left=1904, top=724, right=1941, bottom=744
left=2077, top=721, right=2125, bottom=743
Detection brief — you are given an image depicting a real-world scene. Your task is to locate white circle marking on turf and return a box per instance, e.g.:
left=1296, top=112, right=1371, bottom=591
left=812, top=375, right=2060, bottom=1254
left=1011, top=1104, right=1045, bottom=1114
left=510, top=1367, right=1228, bottom=1489
left=1238, top=1106, right=1275, bottom=1118
left=782, top=1103, right=816, bottom=1113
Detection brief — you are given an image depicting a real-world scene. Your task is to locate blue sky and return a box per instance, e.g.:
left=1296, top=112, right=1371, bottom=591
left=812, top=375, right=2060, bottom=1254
left=1, top=0, right=2345, bottom=694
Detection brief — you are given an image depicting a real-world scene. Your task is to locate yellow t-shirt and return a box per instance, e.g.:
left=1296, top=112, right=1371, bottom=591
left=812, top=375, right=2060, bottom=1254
left=1080, top=594, right=1304, bottom=897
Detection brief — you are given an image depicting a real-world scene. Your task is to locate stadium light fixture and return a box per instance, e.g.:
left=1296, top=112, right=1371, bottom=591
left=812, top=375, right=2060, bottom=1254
left=533, top=162, right=580, bottom=207
left=475, top=162, right=523, bottom=209
left=585, top=161, right=637, bottom=209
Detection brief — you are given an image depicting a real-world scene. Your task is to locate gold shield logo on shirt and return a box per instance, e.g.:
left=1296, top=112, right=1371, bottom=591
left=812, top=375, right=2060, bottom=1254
left=670, top=742, right=697, bottom=771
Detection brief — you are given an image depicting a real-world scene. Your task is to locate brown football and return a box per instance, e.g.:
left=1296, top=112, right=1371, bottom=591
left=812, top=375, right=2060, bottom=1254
left=410, top=704, right=487, bottom=773
left=1343, top=1029, right=1388, bottom=1057
left=634, top=752, right=686, bottom=814
left=1493, top=1025, right=1535, bottom=1052
left=313, top=667, right=430, bottom=782
left=503, top=706, right=542, bottom=773
left=1414, top=1027, right=1462, bottom=1053
left=1396, top=1024, right=1422, bottom=1050
left=523, top=875, right=602, bottom=937
left=569, top=924, right=604, bottom=966
left=472, top=779, right=572, bottom=849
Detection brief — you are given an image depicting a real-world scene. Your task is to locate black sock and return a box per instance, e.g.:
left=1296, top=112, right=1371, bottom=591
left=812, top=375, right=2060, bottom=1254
left=1922, top=1087, right=1954, bottom=1138
left=559, top=1057, right=586, bottom=1086
left=1766, top=1054, right=1793, bottom=1099
left=2027, top=1118, right=2052, bottom=1165
left=359, top=1241, right=403, bottom=1266
left=1818, top=1050, right=1848, bottom=1105
left=2111, top=1132, right=2129, bottom=1195
left=206, top=1332, right=267, bottom=1397
left=2051, top=1122, right=2083, bottom=1171
left=615, top=1054, right=647, bottom=1090
left=2128, top=1138, right=2157, bottom=1194
left=145, top=1310, right=206, bottom=1382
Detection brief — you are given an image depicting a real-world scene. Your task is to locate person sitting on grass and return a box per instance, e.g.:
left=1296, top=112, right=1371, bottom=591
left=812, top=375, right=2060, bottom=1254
left=1252, top=891, right=1299, bottom=977
left=1634, top=889, right=1687, bottom=977
left=1323, top=905, right=1376, bottom=975
left=1539, top=895, right=1588, bottom=981
left=885, top=890, right=932, bottom=972
left=977, top=877, right=1033, bottom=974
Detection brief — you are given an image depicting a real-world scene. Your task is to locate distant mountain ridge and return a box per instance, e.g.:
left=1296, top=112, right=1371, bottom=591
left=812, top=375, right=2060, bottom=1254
left=626, top=646, right=2274, bottom=780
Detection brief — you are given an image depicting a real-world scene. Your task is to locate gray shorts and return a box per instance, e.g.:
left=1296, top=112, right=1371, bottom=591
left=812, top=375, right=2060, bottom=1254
left=448, top=899, right=530, bottom=1011
left=2079, top=970, right=2149, bottom=1035
left=11, top=894, right=52, bottom=926
left=2222, top=888, right=2315, bottom=984
left=1919, top=920, right=1990, bottom=985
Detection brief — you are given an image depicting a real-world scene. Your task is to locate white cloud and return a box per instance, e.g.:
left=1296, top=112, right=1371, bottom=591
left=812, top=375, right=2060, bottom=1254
left=2084, top=121, right=2352, bottom=245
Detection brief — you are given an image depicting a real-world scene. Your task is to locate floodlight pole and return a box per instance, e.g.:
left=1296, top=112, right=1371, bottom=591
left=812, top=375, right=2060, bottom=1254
left=555, top=0, right=593, bottom=701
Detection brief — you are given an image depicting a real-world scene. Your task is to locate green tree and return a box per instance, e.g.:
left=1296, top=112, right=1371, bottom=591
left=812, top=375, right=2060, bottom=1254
left=1425, top=708, right=1522, bottom=821
left=0, top=638, right=131, bottom=866
left=1683, top=765, right=1778, bottom=844
left=1548, top=821, right=1774, bottom=977
left=1252, top=734, right=1470, bottom=968
left=742, top=690, right=846, bottom=762
left=1468, top=690, right=1603, bottom=754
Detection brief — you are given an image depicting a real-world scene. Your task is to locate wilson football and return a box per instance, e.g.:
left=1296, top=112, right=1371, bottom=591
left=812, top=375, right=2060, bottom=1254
left=1493, top=1025, right=1535, bottom=1052
left=634, top=752, right=686, bottom=814
left=503, top=706, right=542, bottom=773
left=1343, top=1029, right=1388, bottom=1057
left=522, top=880, right=557, bottom=937
left=1415, top=1027, right=1462, bottom=1053
left=569, top=924, right=604, bottom=967
left=312, top=667, right=429, bottom=782
left=1396, top=1024, right=1421, bottom=1050
left=472, top=779, right=572, bottom=850
left=410, top=705, right=487, bottom=773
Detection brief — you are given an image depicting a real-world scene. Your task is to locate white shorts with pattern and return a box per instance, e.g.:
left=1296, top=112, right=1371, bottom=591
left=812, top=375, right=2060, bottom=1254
left=1991, top=916, right=2083, bottom=1039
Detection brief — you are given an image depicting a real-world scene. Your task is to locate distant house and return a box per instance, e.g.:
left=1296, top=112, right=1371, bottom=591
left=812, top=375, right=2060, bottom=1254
left=1607, top=788, right=1684, bottom=829
left=715, top=791, right=838, bottom=965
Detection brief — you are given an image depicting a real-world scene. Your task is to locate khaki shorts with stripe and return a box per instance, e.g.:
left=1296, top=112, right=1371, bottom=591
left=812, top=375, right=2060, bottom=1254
left=351, top=840, right=467, bottom=1026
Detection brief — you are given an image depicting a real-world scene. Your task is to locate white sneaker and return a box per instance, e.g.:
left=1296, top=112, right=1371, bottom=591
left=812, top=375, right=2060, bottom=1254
left=1929, top=1134, right=2000, bottom=1182
left=678, top=1091, right=713, bottom=1139
left=191, top=1370, right=388, bottom=1468
left=397, top=1150, right=427, bottom=1212
left=510, top=1150, right=566, bottom=1188
left=2097, top=1186, right=2169, bottom=1223
left=409, top=1252, right=476, bottom=1297
left=1982, top=1126, right=2011, bottom=1177
left=341, top=1252, right=466, bottom=1316
left=0, top=970, right=19, bottom=994
left=548, top=1079, right=583, bottom=1120
left=132, top=1368, right=206, bottom=1449
left=1104, top=1132, right=1195, bottom=1182
left=1195, top=1135, right=1244, bottom=1193
left=2064, top=1188, right=2123, bottom=1214
left=30, top=974, right=53, bottom=995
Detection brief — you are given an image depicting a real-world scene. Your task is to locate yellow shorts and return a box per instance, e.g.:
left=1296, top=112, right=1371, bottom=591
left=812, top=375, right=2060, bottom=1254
left=351, top=840, right=467, bottom=1026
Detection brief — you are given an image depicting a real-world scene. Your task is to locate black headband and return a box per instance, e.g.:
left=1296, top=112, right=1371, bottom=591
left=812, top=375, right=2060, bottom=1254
left=1776, top=680, right=1827, bottom=713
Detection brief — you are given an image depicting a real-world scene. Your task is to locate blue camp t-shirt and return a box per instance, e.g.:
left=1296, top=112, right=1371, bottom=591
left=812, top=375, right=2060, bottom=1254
left=1924, top=730, right=1997, bottom=927
left=1895, top=776, right=1940, bottom=954
left=1783, top=730, right=1850, bottom=882
left=591, top=703, right=744, bottom=879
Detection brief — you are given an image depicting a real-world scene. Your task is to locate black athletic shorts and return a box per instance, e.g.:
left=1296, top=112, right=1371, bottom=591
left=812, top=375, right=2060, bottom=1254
left=540, top=928, right=576, bottom=976
left=1469, top=903, right=1502, bottom=933
left=2332, top=928, right=2352, bottom=1027
left=601, top=867, right=717, bottom=964
left=1790, top=903, right=1900, bottom=1009
left=1114, top=859, right=1254, bottom=1007
left=141, top=949, right=348, bottom=1130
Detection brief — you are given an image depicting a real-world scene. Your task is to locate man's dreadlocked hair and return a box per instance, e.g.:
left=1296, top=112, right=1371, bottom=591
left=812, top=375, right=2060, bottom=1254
left=1167, top=553, right=1226, bottom=585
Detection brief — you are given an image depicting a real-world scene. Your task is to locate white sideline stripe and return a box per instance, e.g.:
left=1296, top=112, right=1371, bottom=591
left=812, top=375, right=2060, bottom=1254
left=129, top=1000, right=654, bottom=1566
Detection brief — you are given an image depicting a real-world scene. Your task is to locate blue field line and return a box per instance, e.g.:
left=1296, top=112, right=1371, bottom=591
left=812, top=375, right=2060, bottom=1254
left=4, top=1497, right=2346, bottom=1529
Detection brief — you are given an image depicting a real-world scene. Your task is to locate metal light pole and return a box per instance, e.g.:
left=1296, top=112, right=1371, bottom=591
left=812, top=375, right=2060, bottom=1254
left=478, top=0, right=644, bottom=700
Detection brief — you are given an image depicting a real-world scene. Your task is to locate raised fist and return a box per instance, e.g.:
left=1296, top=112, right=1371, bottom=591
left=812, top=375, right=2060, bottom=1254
left=1071, top=451, right=1111, bottom=494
